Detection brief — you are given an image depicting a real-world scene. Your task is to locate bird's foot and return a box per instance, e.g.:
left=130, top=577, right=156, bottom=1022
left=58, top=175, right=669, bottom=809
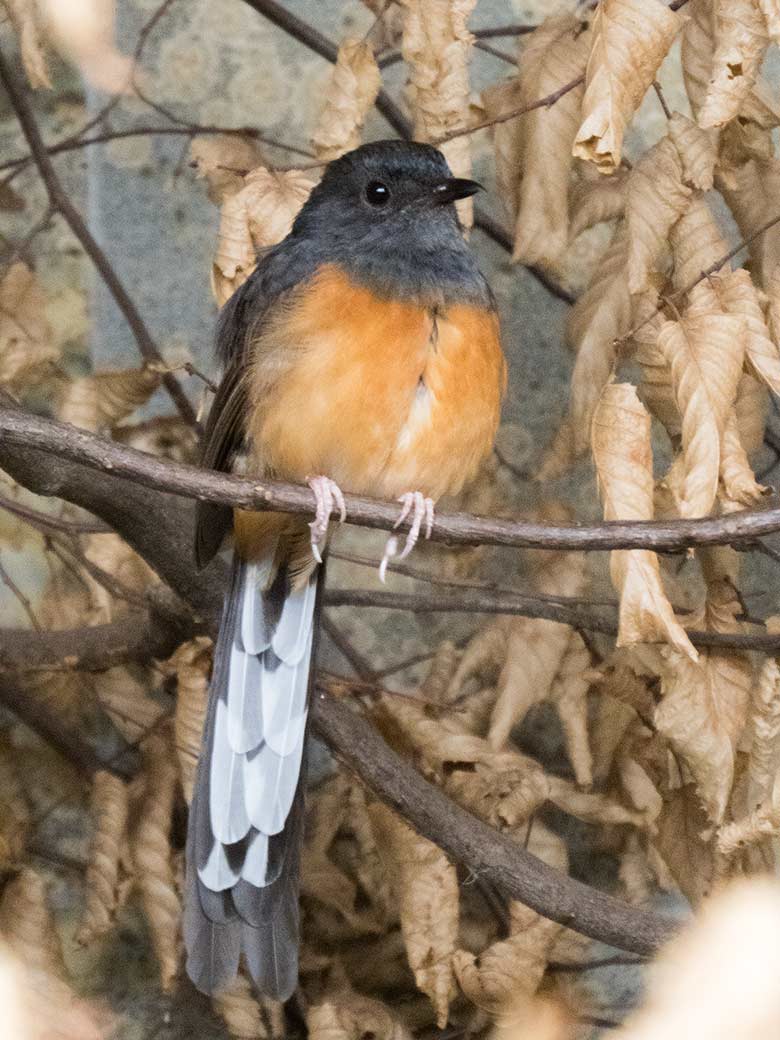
left=307, top=476, right=346, bottom=564
left=379, top=491, right=434, bottom=583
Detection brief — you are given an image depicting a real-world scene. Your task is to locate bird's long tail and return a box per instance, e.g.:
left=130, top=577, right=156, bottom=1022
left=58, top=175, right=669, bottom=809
left=184, top=549, right=320, bottom=999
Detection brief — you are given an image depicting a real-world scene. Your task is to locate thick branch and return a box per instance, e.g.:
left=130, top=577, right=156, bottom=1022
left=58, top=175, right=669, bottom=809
left=0, top=676, right=137, bottom=778
left=312, top=692, right=678, bottom=957
left=0, top=612, right=189, bottom=672
left=0, top=47, right=196, bottom=426
left=4, top=405, right=780, bottom=554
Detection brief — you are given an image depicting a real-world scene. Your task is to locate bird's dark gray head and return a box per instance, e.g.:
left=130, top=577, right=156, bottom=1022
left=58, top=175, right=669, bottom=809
left=286, top=140, right=490, bottom=307
left=294, top=140, right=481, bottom=232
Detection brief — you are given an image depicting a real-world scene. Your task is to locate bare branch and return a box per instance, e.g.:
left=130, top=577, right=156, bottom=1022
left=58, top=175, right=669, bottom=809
left=312, top=689, right=679, bottom=957
left=325, top=587, right=780, bottom=653
left=4, top=404, right=780, bottom=555
left=0, top=47, right=197, bottom=426
left=0, top=612, right=190, bottom=672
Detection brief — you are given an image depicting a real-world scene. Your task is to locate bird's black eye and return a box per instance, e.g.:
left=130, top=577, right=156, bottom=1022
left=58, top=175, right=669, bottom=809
left=364, top=180, right=390, bottom=207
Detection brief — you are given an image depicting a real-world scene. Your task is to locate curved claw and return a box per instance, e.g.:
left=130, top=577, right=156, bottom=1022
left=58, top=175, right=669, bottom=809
left=379, top=492, right=435, bottom=581
left=307, top=476, right=347, bottom=563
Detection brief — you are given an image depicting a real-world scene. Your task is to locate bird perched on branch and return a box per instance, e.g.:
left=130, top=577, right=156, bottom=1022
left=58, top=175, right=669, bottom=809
left=185, top=139, right=506, bottom=999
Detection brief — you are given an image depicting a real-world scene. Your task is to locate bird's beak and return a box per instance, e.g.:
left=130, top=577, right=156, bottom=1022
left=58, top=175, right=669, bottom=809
left=431, top=178, right=483, bottom=204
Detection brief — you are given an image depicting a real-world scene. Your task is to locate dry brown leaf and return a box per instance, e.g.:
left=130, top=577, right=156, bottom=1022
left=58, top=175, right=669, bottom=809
left=57, top=364, right=162, bottom=433
left=0, top=868, right=65, bottom=977
left=633, top=297, right=680, bottom=438
left=401, top=0, right=476, bottom=227
left=491, top=992, right=574, bottom=1040
left=511, top=15, right=591, bottom=271
left=452, top=824, right=567, bottom=1012
left=681, top=0, right=780, bottom=128
left=211, top=166, right=315, bottom=306
left=592, top=382, right=696, bottom=659
left=0, top=262, right=57, bottom=391
left=481, top=77, right=524, bottom=225
left=733, top=369, right=768, bottom=458
left=619, top=880, right=780, bottom=1039
left=573, top=0, right=682, bottom=173
left=190, top=135, right=264, bottom=204
left=569, top=165, right=628, bottom=239
left=486, top=556, right=585, bottom=744
left=419, top=640, right=459, bottom=705
left=758, top=0, right=780, bottom=42
left=625, top=135, right=692, bottom=294
left=654, top=782, right=715, bottom=904
left=376, top=693, right=551, bottom=829
left=167, top=637, right=211, bottom=803
left=213, top=969, right=283, bottom=1039
left=77, top=770, right=130, bottom=945
left=718, top=157, right=780, bottom=289
left=658, top=286, right=746, bottom=517
left=79, top=532, right=155, bottom=623
left=717, top=769, right=780, bottom=859
left=369, top=803, right=458, bottom=1028
left=668, top=111, right=717, bottom=191
left=697, top=0, right=770, bottom=130
left=656, top=643, right=752, bottom=826
left=42, top=0, right=133, bottom=94
left=719, top=408, right=766, bottom=506
left=96, top=665, right=165, bottom=744
left=711, top=268, right=780, bottom=396
left=308, top=990, right=413, bottom=1040
left=311, top=38, right=381, bottom=161
left=131, top=728, right=181, bottom=991
left=344, top=783, right=395, bottom=926
left=1, top=0, right=50, bottom=88
left=565, top=225, right=631, bottom=456
left=748, top=655, right=780, bottom=802
left=669, top=196, right=729, bottom=292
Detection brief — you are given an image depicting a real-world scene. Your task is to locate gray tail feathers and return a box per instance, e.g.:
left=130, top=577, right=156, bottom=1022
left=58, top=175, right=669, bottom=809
left=184, top=552, right=321, bottom=999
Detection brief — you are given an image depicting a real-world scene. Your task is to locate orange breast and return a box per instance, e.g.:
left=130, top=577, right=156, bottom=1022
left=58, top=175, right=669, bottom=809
left=245, top=264, right=506, bottom=501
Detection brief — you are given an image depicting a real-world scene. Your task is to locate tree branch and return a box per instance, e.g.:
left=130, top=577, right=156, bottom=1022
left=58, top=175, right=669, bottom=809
left=311, top=692, right=678, bottom=957
left=324, top=588, right=780, bottom=653
left=0, top=675, right=138, bottom=778
left=0, top=612, right=191, bottom=672
left=0, top=47, right=197, bottom=427
left=3, top=404, right=780, bottom=555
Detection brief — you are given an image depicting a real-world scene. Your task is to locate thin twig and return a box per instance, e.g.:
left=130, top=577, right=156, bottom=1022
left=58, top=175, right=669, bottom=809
left=329, top=548, right=619, bottom=608
left=0, top=124, right=316, bottom=176
left=434, top=73, right=585, bottom=146
left=0, top=553, right=40, bottom=630
left=0, top=493, right=110, bottom=535
left=325, top=588, right=780, bottom=653
left=0, top=47, right=197, bottom=427
left=377, top=23, right=534, bottom=68
left=618, top=210, right=780, bottom=346
left=321, top=615, right=376, bottom=681
left=652, top=80, right=672, bottom=120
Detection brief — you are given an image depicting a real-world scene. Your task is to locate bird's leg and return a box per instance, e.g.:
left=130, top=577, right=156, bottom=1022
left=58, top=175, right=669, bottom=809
left=307, top=476, right=347, bottom=563
left=379, top=491, right=435, bottom=582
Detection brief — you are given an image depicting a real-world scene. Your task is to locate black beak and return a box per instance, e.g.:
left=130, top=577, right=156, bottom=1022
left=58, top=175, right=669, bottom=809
left=432, top=177, right=483, bottom=204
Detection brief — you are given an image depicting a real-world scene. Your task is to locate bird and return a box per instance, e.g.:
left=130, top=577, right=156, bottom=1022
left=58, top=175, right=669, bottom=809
left=184, top=139, right=506, bottom=1001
